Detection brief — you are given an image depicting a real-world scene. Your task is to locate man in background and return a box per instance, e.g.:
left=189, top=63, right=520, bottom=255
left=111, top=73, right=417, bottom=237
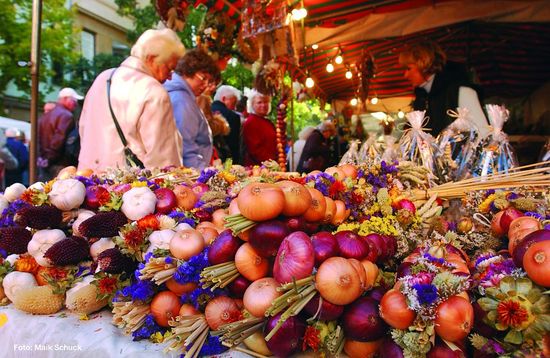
left=212, top=85, right=242, bottom=164
left=38, top=87, right=83, bottom=181
left=5, top=128, right=28, bottom=186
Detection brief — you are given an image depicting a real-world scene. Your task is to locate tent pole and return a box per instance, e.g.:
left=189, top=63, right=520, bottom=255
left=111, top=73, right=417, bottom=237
left=29, top=0, right=42, bottom=184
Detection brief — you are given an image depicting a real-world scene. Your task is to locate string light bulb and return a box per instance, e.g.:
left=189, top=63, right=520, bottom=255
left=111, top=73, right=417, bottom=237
left=311, top=44, right=318, bottom=50
left=326, top=62, right=334, bottom=73
left=345, top=68, right=353, bottom=79
left=350, top=98, right=358, bottom=106
left=370, top=96, right=379, bottom=105
left=334, top=53, right=343, bottom=65
left=305, top=76, right=315, bottom=88
left=398, top=110, right=405, bottom=119
left=291, top=8, right=308, bottom=21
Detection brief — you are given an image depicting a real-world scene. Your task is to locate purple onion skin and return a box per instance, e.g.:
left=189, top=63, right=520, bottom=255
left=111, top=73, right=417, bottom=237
left=335, top=230, right=369, bottom=260
left=362, top=233, right=387, bottom=263
left=207, top=229, right=241, bottom=265
left=283, top=216, right=306, bottom=232
left=342, top=296, right=388, bottom=342
left=310, top=231, right=339, bottom=267
left=248, top=219, right=291, bottom=257
left=472, top=301, right=499, bottom=338
left=396, top=261, right=413, bottom=279
left=512, top=229, right=550, bottom=268
left=367, top=286, right=388, bottom=302
left=264, top=314, right=306, bottom=357
left=379, top=337, right=405, bottom=358
left=382, top=235, right=397, bottom=257
left=228, top=276, right=251, bottom=298
left=426, top=341, right=466, bottom=358
left=303, top=294, right=344, bottom=321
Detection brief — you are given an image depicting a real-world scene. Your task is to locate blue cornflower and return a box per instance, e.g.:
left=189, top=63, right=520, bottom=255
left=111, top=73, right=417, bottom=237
left=197, top=169, right=218, bottom=184
left=164, top=256, right=173, bottom=265
left=199, top=335, right=228, bottom=356
left=423, top=253, right=445, bottom=265
left=413, top=283, right=438, bottom=305
left=181, top=286, right=226, bottom=311
left=132, top=314, right=165, bottom=341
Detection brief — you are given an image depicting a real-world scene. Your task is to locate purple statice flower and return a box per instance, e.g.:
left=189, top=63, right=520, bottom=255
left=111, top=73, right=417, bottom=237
left=164, top=256, right=173, bottom=265
left=173, top=248, right=209, bottom=285
left=197, top=168, right=218, bottom=184
left=380, top=160, right=398, bottom=175
left=168, top=211, right=196, bottom=228
left=116, top=279, right=156, bottom=303
left=506, top=192, right=519, bottom=200
left=132, top=314, right=165, bottom=341
left=525, top=212, right=544, bottom=220
left=74, top=175, right=111, bottom=187
left=0, top=248, right=6, bottom=258
left=194, top=200, right=205, bottom=209
left=0, top=199, right=31, bottom=227
left=485, top=189, right=495, bottom=196
left=199, top=335, right=228, bottom=356
left=447, top=221, right=457, bottom=232
left=137, top=177, right=160, bottom=191
left=356, top=168, right=365, bottom=178
left=481, top=339, right=506, bottom=355
left=474, top=253, right=498, bottom=269
left=479, top=258, right=517, bottom=288
left=412, top=283, right=438, bottom=305
left=409, top=272, right=435, bottom=285
left=489, top=201, right=498, bottom=213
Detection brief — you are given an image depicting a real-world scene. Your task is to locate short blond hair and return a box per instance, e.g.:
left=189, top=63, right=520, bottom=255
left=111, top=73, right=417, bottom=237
left=247, top=89, right=271, bottom=115
left=131, top=28, right=185, bottom=65
left=398, top=41, right=447, bottom=77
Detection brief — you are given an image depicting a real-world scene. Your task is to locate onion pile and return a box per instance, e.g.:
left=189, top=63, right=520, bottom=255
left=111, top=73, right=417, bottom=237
left=273, top=231, right=315, bottom=284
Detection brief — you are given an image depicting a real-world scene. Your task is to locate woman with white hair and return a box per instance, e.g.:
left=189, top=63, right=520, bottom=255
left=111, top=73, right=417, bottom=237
left=297, top=120, right=336, bottom=173
left=241, top=89, right=277, bottom=166
left=212, top=85, right=242, bottom=163
left=287, top=126, right=315, bottom=172
left=78, top=28, right=185, bottom=172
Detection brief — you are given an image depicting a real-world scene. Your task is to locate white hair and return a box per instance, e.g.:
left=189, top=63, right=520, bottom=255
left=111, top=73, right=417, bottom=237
left=318, top=120, right=336, bottom=133
left=131, top=29, right=185, bottom=65
left=214, top=85, right=241, bottom=102
left=298, top=126, right=315, bottom=140
left=246, top=89, right=271, bottom=115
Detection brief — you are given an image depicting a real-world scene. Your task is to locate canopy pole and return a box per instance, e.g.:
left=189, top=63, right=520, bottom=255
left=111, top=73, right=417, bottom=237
left=29, top=0, right=42, bottom=184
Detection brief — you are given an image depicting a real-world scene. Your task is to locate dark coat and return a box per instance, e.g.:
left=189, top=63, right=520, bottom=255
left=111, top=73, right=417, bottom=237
left=413, top=62, right=483, bottom=136
left=297, top=129, right=332, bottom=173
left=38, top=103, right=75, bottom=165
left=212, top=100, right=242, bottom=164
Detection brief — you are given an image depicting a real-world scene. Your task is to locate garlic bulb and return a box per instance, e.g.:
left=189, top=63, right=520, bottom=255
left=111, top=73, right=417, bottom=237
left=3, top=271, right=37, bottom=302
left=49, top=178, right=86, bottom=211
left=0, top=194, right=8, bottom=214
left=72, top=209, right=95, bottom=237
left=29, top=181, right=45, bottom=191
left=175, top=222, right=193, bottom=232
left=146, top=229, right=176, bottom=254
left=4, top=183, right=26, bottom=202
left=90, top=238, right=116, bottom=261
left=27, top=229, right=66, bottom=267
left=6, top=254, right=19, bottom=265
left=121, top=186, right=157, bottom=221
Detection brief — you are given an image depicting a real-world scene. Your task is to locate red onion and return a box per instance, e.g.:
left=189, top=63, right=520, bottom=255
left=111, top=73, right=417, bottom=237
left=85, top=185, right=109, bottom=209
left=264, top=314, right=306, bottom=357
left=362, top=233, right=387, bottom=263
left=382, top=235, right=397, bottom=258
left=248, top=220, right=291, bottom=257
left=393, top=199, right=416, bottom=214
left=500, top=207, right=524, bottom=233
left=154, top=188, right=178, bottom=214
left=194, top=209, right=212, bottom=222
left=283, top=216, right=306, bottom=232
left=335, top=230, right=369, bottom=260
left=426, top=340, right=465, bottom=357
left=303, top=221, right=320, bottom=235
left=379, top=337, right=404, bottom=358
left=303, top=294, right=344, bottom=321
left=396, top=262, right=413, bottom=279
left=512, top=229, right=550, bottom=268
left=342, top=296, right=388, bottom=342
left=228, top=276, right=251, bottom=298
left=310, top=231, right=339, bottom=267
left=208, top=230, right=242, bottom=265
left=473, top=301, right=498, bottom=338
left=191, top=183, right=209, bottom=199
left=273, top=232, right=314, bottom=284
left=367, top=286, right=387, bottom=302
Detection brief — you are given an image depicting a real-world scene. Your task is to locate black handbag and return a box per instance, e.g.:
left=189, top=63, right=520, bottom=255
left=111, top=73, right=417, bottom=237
left=107, top=68, right=145, bottom=169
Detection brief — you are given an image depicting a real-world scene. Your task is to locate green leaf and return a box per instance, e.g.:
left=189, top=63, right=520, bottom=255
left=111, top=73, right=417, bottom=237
left=503, top=329, right=522, bottom=344
left=515, top=277, right=533, bottom=296
left=499, top=276, right=516, bottom=294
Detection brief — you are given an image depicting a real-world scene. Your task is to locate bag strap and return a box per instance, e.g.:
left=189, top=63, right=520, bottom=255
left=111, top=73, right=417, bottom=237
left=106, top=68, right=128, bottom=147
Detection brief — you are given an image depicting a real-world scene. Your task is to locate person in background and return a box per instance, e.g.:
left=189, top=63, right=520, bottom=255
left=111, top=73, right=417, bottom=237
left=235, top=95, right=248, bottom=121
left=38, top=87, right=83, bottom=181
left=4, top=128, right=28, bottom=186
left=399, top=41, right=489, bottom=137
left=287, top=126, right=315, bottom=172
left=212, top=85, right=242, bottom=164
left=0, top=130, right=18, bottom=189
left=242, top=90, right=277, bottom=166
left=43, top=102, right=56, bottom=114
left=78, top=28, right=184, bottom=172
left=197, top=94, right=231, bottom=164
left=297, top=120, right=337, bottom=173
left=164, top=48, right=220, bottom=170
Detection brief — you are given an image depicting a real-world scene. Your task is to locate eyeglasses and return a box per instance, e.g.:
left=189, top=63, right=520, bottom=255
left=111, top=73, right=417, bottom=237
left=196, top=73, right=214, bottom=85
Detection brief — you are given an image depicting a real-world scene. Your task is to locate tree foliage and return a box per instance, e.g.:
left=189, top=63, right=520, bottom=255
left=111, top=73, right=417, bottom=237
left=0, top=0, right=76, bottom=104
left=114, top=0, right=159, bottom=43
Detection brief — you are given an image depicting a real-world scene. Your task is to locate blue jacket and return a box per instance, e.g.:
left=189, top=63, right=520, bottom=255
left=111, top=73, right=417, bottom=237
left=164, top=73, right=212, bottom=170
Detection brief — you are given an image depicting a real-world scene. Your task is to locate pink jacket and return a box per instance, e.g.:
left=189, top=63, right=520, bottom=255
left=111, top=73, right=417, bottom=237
left=78, top=56, right=182, bottom=172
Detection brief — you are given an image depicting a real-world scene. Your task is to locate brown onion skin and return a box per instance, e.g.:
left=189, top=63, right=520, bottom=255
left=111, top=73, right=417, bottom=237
left=435, top=296, right=474, bottom=342
left=316, top=257, right=362, bottom=305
